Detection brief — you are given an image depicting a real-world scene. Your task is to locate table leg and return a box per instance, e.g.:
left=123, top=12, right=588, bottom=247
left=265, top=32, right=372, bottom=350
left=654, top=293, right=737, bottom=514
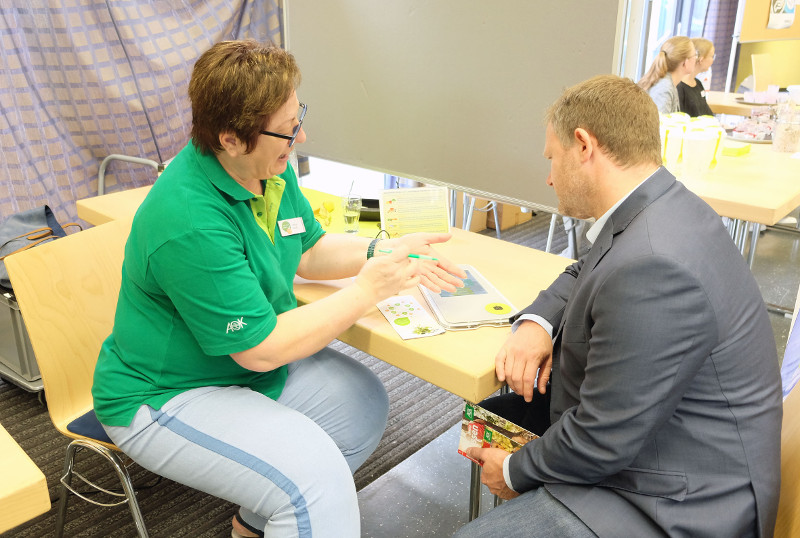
left=462, top=193, right=476, bottom=231
left=491, top=202, right=501, bottom=239
left=736, top=221, right=748, bottom=255
left=545, top=214, right=558, bottom=253
left=729, top=219, right=744, bottom=254
left=469, top=384, right=512, bottom=521
left=493, top=384, right=511, bottom=508
left=725, top=217, right=736, bottom=238
left=746, top=221, right=760, bottom=269
left=469, top=461, right=482, bottom=521
left=450, top=190, right=458, bottom=227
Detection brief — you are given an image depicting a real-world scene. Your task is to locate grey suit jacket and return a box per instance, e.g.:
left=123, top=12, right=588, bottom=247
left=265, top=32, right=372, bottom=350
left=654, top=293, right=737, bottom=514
left=509, top=168, right=782, bottom=538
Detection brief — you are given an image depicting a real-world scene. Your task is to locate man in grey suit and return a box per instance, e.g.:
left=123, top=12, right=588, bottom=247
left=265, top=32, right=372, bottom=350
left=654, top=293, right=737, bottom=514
left=455, top=75, right=782, bottom=538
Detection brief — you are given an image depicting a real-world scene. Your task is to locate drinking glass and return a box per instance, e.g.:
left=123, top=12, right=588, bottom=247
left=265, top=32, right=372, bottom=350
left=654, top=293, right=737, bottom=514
left=342, top=195, right=361, bottom=233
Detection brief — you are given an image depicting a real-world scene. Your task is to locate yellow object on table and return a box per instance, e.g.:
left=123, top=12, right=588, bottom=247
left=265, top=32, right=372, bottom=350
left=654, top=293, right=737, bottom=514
left=300, top=188, right=382, bottom=237
left=722, top=142, right=752, bottom=157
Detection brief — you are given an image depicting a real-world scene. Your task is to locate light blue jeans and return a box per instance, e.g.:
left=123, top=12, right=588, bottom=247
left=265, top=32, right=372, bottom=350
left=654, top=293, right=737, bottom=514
left=103, top=347, right=389, bottom=538
left=453, top=487, right=597, bottom=538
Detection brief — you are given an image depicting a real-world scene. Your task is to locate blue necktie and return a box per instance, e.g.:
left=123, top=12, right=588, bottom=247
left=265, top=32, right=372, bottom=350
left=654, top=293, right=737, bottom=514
left=781, top=318, right=800, bottom=399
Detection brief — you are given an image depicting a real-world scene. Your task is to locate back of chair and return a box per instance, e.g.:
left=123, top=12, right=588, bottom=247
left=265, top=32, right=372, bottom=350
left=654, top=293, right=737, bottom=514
left=775, top=285, right=800, bottom=537
left=776, top=384, right=800, bottom=537
left=751, top=53, right=775, bottom=93
left=4, top=218, right=131, bottom=438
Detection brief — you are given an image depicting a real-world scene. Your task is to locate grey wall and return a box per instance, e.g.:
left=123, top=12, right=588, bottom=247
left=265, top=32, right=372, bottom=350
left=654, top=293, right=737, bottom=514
left=286, top=1, right=622, bottom=211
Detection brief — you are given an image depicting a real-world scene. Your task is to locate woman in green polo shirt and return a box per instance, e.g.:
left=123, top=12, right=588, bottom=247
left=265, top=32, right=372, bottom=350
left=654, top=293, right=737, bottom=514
left=91, top=40, right=465, bottom=538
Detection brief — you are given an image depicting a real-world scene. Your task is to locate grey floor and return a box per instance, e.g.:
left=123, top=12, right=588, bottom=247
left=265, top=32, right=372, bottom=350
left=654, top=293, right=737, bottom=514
left=357, top=221, right=800, bottom=538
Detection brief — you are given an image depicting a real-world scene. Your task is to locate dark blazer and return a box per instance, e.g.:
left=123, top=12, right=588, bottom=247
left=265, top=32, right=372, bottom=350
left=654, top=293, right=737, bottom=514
left=508, top=168, right=782, bottom=537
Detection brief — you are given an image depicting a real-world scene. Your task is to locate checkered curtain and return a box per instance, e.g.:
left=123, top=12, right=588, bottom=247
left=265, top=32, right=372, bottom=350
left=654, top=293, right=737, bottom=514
left=703, top=0, right=740, bottom=91
left=0, top=0, right=282, bottom=227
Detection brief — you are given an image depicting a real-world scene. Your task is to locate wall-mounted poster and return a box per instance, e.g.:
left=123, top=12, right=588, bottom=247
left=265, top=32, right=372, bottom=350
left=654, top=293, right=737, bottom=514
left=768, top=0, right=796, bottom=29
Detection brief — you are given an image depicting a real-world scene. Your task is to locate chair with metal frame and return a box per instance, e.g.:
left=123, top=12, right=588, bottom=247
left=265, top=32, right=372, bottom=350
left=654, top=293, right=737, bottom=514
left=776, top=381, right=800, bottom=538
left=97, top=154, right=164, bottom=196
left=4, top=217, right=149, bottom=537
left=775, top=283, right=800, bottom=538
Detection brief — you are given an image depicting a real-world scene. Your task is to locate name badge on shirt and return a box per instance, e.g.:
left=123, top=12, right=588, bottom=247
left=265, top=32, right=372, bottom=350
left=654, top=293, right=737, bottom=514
left=278, top=217, right=306, bottom=237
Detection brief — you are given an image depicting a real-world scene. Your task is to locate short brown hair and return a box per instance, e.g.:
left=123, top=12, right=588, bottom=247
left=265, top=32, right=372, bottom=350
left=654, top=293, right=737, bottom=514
left=546, top=75, right=662, bottom=169
left=188, top=40, right=301, bottom=155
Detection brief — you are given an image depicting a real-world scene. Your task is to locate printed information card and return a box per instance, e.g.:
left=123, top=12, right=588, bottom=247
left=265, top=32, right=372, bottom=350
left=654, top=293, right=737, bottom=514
left=376, top=295, right=445, bottom=340
left=379, top=186, right=450, bottom=238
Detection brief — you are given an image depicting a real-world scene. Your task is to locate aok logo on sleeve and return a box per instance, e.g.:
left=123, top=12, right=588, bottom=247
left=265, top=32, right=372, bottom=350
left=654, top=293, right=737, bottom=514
left=226, top=317, right=247, bottom=333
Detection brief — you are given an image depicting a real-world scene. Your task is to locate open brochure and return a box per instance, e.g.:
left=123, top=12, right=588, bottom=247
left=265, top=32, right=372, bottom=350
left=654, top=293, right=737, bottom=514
left=457, top=401, right=538, bottom=464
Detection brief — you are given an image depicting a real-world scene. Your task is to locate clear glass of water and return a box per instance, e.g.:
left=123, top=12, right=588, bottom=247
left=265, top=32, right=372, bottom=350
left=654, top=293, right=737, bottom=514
left=342, top=195, right=361, bottom=233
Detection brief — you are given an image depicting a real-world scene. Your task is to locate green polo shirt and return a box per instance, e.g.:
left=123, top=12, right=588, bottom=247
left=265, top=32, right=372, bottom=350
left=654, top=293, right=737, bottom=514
left=92, top=142, right=325, bottom=427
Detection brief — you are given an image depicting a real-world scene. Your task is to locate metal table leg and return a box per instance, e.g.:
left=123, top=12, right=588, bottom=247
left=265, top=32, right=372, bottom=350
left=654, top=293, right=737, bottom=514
left=545, top=214, right=558, bottom=253
left=468, top=384, right=512, bottom=521
left=746, top=221, right=760, bottom=269
left=468, top=461, right=482, bottom=521
left=736, top=220, right=748, bottom=255
left=493, top=384, right=511, bottom=508
left=462, top=193, right=476, bottom=232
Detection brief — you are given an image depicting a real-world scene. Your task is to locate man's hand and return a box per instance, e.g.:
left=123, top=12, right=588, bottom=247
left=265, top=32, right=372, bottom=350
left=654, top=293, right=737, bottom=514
left=496, top=320, right=553, bottom=402
left=465, top=447, right=520, bottom=500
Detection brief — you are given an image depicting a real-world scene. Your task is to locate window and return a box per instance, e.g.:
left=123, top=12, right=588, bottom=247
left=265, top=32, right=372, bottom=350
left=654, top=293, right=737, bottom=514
left=641, top=0, right=711, bottom=76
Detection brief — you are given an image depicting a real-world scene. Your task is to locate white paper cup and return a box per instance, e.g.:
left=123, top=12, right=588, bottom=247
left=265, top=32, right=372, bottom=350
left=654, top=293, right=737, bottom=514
left=682, top=128, right=722, bottom=178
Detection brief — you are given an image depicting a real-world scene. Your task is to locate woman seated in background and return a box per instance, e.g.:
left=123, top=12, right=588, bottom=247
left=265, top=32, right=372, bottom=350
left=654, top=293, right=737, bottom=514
left=92, top=39, right=465, bottom=538
left=638, top=36, right=697, bottom=114
left=677, top=38, right=715, bottom=117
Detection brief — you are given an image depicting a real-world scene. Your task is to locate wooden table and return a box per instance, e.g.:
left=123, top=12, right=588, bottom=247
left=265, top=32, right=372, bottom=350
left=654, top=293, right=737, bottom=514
left=0, top=423, right=50, bottom=533
left=77, top=187, right=571, bottom=402
left=75, top=185, right=150, bottom=226
left=706, top=91, right=758, bottom=116
left=294, top=227, right=570, bottom=401
left=679, top=143, right=800, bottom=226
left=77, top=185, right=384, bottom=237
left=675, top=143, right=800, bottom=267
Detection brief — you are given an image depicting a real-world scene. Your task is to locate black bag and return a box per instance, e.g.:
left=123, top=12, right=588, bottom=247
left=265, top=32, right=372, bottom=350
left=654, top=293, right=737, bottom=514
left=0, top=205, right=81, bottom=289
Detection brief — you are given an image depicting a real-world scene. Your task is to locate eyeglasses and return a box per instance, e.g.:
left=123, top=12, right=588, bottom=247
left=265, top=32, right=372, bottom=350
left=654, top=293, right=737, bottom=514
left=260, top=102, right=307, bottom=147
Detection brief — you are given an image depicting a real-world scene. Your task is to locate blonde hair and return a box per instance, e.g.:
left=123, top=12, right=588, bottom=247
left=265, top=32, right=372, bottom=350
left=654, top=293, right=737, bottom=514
left=692, top=37, right=714, bottom=61
left=546, top=75, right=662, bottom=169
left=637, top=36, right=695, bottom=91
